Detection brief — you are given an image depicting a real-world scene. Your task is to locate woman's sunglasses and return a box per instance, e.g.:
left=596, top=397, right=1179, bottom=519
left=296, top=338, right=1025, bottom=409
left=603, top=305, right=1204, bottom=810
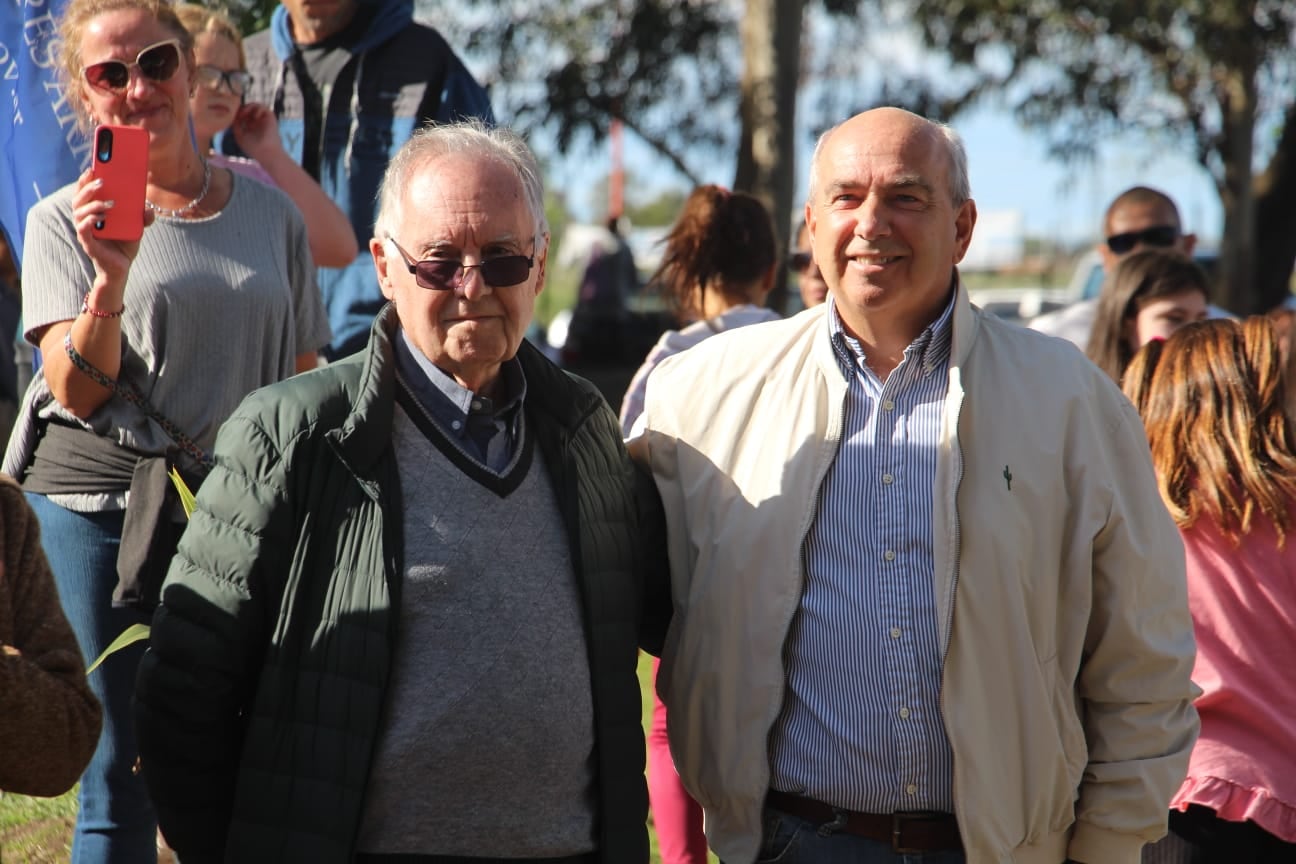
left=195, top=65, right=253, bottom=97
left=387, top=236, right=535, bottom=291
left=83, top=39, right=182, bottom=94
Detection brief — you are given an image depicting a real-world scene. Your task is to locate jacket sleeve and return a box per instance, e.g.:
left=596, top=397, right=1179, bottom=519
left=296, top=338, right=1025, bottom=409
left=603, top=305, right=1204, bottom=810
left=134, top=415, right=295, bottom=863
left=633, top=459, right=672, bottom=656
left=0, top=480, right=102, bottom=797
left=1069, top=396, right=1199, bottom=863
left=432, top=56, right=495, bottom=125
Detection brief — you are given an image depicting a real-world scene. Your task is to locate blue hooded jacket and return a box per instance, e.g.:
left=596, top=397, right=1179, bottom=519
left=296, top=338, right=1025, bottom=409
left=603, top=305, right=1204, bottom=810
left=233, top=0, right=494, bottom=358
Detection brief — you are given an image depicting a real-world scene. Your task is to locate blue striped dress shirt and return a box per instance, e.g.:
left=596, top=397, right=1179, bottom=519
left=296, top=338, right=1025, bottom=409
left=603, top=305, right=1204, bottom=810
left=767, top=292, right=957, bottom=814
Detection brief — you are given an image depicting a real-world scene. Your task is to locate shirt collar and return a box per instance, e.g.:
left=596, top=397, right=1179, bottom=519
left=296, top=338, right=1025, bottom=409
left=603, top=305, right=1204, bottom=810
left=827, top=280, right=957, bottom=378
left=394, top=327, right=527, bottom=431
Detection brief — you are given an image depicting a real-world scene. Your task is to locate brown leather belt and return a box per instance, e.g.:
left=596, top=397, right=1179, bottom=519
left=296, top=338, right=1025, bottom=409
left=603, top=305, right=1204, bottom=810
left=765, top=790, right=963, bottom=853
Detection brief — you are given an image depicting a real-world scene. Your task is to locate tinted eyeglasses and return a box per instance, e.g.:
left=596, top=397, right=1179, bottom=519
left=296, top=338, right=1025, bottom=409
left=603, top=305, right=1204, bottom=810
left=1105, top=224, right=1179, bottom=255
left=787, top=251, right=813, bottom=273
left=387, top=236, right=535, bottom=291
left=83, top=39, right=183, bottom=94
left=195, top=65, right=252, bottom=97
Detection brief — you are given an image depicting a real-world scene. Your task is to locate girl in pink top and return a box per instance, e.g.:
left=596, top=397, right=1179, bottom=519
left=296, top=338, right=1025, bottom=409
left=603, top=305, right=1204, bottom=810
left=1125, top=316, right=1296, bottom=862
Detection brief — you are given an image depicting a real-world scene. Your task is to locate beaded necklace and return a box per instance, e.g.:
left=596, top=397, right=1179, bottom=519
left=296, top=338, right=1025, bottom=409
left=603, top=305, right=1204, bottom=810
left=145, top=160, right=211, bottom=219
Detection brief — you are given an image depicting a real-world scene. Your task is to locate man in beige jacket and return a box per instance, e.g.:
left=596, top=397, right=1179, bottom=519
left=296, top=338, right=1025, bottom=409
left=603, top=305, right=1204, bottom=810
left=634, top=107, right=1199, bottom=864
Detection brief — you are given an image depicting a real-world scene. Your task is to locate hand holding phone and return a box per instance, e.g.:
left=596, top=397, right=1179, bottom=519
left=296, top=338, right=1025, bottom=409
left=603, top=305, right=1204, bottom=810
left=89, top=124, right=148, bottom=242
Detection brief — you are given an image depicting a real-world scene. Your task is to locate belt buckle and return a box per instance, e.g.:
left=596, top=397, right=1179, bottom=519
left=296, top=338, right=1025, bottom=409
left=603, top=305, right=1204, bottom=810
left=891, top=811, right=936, bottom=854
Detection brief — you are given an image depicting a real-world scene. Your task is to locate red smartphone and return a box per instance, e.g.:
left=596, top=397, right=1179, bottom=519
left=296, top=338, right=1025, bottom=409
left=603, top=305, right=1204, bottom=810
left=90, top=124, right=148, bottom=242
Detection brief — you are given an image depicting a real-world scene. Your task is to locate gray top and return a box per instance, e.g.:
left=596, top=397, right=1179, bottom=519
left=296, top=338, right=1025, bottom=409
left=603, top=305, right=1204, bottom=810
left=355, top=404, right=597, bottom=857
left=3, top=171, right=331, bottom=508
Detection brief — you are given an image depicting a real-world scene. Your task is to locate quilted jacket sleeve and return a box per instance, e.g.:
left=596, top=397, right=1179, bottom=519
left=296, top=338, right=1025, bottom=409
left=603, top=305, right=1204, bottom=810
left=134, top=412, right=296, bottom=863
left=0, top=477, right=102, bottom=796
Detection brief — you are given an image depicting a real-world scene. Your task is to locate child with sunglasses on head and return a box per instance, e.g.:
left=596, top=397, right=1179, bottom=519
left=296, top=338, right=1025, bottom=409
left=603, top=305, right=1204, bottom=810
left=176, top=4, right=357, bottom=268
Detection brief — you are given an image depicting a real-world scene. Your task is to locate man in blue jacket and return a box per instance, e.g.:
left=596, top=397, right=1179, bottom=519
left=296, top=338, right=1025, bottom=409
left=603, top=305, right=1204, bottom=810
left=234, top=0, right=495, bottom=360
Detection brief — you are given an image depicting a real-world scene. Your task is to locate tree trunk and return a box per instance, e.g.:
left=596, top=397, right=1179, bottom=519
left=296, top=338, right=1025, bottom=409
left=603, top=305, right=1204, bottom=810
left=736, top=0, right=805, bottom=314
left=1213, top=57, right=1259, bottom=314
left=1253, top=104, right=1296, bottom=313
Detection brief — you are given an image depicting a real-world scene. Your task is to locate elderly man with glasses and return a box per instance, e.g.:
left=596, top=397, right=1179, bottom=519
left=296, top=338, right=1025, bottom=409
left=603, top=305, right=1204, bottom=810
left=134, top=120, right=672, bottom=864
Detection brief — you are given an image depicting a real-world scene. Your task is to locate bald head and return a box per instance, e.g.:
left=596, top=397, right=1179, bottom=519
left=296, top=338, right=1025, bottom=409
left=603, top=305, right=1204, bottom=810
left=808, top=108, right=970, bottom=208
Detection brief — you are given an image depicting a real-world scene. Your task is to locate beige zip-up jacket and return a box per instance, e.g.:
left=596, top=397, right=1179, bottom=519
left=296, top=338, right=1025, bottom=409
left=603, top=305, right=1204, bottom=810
left=640, top=286, right=1198, bottom=864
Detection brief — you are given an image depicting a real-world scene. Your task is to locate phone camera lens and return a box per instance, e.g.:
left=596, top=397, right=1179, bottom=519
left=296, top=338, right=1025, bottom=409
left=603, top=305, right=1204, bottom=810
left=96, top=128, right=114, bottom=163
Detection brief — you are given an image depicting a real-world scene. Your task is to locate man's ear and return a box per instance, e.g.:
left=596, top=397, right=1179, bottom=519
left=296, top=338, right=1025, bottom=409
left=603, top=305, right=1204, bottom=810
left=952, top=198, right=978, bottom=263
left=371, top=236, right=396, bottom=301
left=1179, top=232, right=1198, bottom=257
left=533, top=234, right=550, bottom=297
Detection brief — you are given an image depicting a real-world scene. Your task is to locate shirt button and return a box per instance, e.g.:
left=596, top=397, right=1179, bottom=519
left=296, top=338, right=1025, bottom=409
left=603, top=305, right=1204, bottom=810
left=906, top=784, right=918, bottom=796
left=890, top=627, right=901, bottom=639
left=884, top=549, right=896, bottom=562
left=899, top=707, right=910, bottom=719
left=882, top=399, right=895, bottom=411
left=451, top=420, right=463, bottom=430
left=882, top=473, right=894, bottom=485
left=470, top=400, right=482, bottom=411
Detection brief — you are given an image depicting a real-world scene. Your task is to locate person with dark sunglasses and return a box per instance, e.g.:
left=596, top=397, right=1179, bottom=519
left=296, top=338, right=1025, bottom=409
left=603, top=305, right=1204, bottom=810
left=4, top=2, right=332, bottom=861
left=134, top=120, right=672, bottom=864
left=175, top=4, right=357, bottom=269
left=1029, top=186, right=1209, bottom=347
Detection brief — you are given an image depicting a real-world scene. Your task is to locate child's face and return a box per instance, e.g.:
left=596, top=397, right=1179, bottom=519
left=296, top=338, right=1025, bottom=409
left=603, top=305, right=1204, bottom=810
left=189, top=32, right=243, bottom=142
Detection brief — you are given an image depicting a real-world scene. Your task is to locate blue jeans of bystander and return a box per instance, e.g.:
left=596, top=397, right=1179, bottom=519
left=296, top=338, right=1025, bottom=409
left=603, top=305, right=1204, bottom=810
left=27, top=494, right=157, bottom=864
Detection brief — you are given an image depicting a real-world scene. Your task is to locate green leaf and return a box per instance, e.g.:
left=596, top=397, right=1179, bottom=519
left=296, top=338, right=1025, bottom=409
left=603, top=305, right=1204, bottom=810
left=87, top=623, right=151, bottom=674
left=169, top=466, right=197, bottom=519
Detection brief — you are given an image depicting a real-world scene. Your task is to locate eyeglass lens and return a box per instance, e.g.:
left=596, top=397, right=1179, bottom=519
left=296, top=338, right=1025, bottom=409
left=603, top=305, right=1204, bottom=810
left=412, top=256, right=534, bottom=290
left=84, top=40, right=181, bottom=92
left=1106, top=225, right=1178, bottom=254
left=196, top=66, right=252, bottom=96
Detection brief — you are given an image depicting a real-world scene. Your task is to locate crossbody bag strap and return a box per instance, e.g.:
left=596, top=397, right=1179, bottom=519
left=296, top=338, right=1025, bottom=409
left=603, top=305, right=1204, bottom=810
left=63, top=331, right=214, bottom=469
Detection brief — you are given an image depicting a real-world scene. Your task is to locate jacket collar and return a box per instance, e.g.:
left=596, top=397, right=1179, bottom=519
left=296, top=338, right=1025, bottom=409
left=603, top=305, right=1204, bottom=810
left=326, top=304, right=400, bottom=476
left=328, top=305, right=608, bottom=473
left=811, top=271, right=982, bottom=381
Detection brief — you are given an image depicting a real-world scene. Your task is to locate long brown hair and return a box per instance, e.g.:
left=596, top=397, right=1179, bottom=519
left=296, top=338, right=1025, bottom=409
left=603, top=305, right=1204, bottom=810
left=649, top=184, right=776, bottom=322
left=1086, top=249, right=1210, bottom=383
left=1125, top=316, right=1296, bottom=545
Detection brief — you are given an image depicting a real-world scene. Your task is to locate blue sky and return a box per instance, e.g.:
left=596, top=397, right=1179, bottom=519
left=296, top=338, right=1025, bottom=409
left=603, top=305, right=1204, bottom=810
left=549, top=104, right=1224, bottom=252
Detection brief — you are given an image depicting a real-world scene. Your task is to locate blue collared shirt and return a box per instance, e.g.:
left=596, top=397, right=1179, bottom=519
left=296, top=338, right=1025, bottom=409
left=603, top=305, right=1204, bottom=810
left=767, top=291, right=957, bottom=814
left=393, top=329, right=526, bottom=472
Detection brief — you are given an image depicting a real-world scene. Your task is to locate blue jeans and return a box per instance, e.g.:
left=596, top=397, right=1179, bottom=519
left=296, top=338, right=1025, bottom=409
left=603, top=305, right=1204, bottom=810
left=27, top=493, right=157, bottom=864
left=749, top=807, right=968, bottom=864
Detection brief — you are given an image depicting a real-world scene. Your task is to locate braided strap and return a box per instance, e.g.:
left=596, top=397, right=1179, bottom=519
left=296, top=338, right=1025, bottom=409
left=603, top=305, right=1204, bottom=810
left=63, top=330, right=213, bottom=468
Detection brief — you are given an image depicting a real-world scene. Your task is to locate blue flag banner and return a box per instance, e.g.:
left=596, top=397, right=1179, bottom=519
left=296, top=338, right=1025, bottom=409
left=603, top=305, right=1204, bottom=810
left=1, top=0, right=87, bottom=269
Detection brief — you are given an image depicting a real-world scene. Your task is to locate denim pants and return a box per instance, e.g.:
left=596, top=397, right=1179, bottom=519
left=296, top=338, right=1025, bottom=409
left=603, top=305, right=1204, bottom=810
left=748, top=807, right=968, bottom=864
left=27, top=493, right=157, bottom=864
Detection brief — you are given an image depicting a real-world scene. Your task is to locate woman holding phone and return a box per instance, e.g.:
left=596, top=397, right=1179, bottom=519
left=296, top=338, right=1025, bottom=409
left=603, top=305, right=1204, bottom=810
left=1, top=0, right=330, bottom=860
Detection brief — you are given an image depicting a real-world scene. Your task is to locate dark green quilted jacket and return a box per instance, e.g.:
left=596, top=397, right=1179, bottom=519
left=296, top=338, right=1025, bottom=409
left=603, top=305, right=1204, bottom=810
left=135, top=305, right=671, bottom=863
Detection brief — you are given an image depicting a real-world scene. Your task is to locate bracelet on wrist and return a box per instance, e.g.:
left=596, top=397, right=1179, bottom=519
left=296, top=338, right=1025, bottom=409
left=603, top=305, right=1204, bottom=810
left=80, top=297, right=124, bottom=319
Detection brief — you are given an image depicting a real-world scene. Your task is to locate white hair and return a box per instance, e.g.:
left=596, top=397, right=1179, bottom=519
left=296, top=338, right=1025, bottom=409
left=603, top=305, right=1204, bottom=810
left=373, top=119, right=548, bottom=245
